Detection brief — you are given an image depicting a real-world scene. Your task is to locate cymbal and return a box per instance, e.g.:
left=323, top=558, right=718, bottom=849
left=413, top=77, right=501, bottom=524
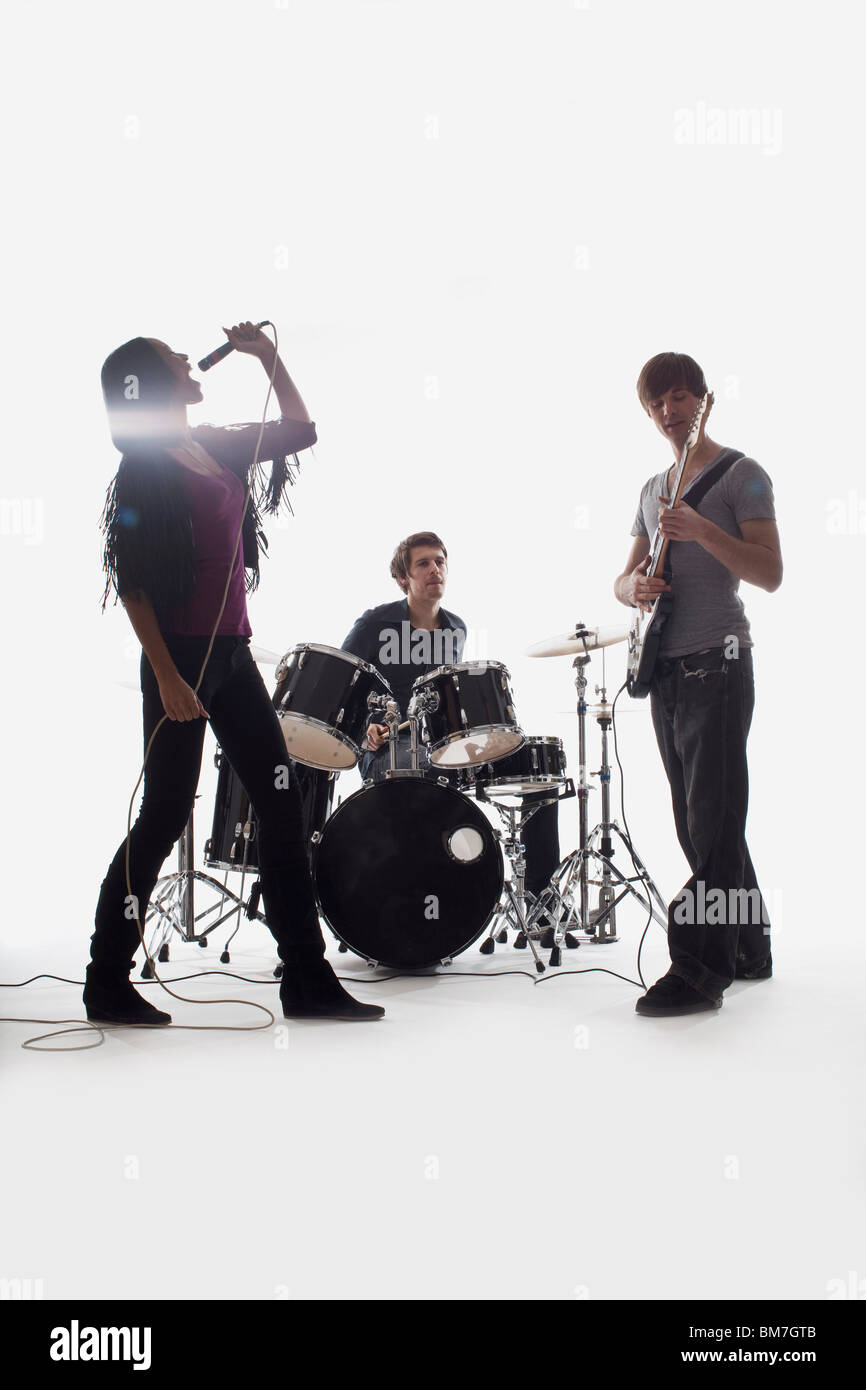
left=556, top=704, right=646, bottom=716
left=250, top=644, right=282, bottom=665
left=526, top=625, right=629, bottom=659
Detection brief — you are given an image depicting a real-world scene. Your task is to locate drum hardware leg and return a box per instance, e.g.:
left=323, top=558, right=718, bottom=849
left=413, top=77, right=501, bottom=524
left=531, top=665, right=669, bottom=953
left=337, top=942, right=348, bottom=953
left=479, top=936, right=495, bottom=955
left=482, top=804, right=547, bottom=969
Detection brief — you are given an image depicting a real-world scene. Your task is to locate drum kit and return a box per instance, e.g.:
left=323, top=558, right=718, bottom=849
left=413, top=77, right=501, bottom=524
left=142, top=625, right=668, bottom=978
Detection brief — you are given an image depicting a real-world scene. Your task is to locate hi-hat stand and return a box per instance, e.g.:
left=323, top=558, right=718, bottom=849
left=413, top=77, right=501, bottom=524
left=140, top=798, right=266, bottom=977
left=533, top=633, right=669, bottom=966
left=477, top=795, right=555, bottom=973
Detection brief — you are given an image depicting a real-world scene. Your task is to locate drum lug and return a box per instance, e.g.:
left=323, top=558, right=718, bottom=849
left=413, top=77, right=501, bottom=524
left=311, top=831, right=322, bottom=845
left=439, top=956, right=453, bottom=967
left=350, top=669, right=360, bottom=686
left=297, top=651, right=306, bottom=669
left=436, top=776, right=449, bottom=787
left=335, top=706, right=345, bottom=725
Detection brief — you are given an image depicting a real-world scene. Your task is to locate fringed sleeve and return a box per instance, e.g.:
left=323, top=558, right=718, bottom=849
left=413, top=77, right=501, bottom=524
left=192, top=419, right=314, bottom=589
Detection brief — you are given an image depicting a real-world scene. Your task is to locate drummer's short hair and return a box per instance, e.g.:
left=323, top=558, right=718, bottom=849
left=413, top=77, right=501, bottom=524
left=636, top=352, right=708, bottom=411
left=390, top=531, right=448, bottom=591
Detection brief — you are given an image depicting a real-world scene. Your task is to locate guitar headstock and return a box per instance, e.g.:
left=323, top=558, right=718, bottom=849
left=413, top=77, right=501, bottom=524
left=685, top=391, right=714, bottom=450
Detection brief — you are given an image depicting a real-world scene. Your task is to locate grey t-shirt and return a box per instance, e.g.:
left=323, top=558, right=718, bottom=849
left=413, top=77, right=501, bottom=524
left=630, top=449, right=776, bottom=658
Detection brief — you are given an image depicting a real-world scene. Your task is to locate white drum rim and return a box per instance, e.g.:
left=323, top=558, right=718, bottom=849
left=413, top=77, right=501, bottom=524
left=277, top=709, right=361, bottom=770
left=277, top=642, right=393, bottom=689
left=411, top=659, right=512, bottom=687
left=482, top=776, right=565, bottom=798
left=428, top=723, right=525, bottom=767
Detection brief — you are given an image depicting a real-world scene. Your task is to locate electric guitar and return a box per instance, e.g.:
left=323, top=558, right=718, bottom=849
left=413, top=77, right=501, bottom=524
left=625, top=392, right=714, bottom=698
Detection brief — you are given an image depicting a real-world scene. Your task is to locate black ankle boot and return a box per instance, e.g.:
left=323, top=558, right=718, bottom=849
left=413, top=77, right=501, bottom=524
left=83, top=965, right=172, bottom=1026
left=280, top=959, right=384, bottom=1022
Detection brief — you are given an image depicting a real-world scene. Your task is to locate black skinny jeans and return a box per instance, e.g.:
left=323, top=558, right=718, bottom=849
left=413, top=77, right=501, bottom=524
left=650, top=646, right=771, bottom=999
left=91, top=636, right=325, bottom=973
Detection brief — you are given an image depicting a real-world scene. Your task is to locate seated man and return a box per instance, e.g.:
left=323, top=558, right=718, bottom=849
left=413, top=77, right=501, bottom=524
left=341, top=530, right=560, bottom=900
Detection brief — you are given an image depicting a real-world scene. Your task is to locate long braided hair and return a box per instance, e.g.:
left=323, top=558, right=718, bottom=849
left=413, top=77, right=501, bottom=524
left=99, top=337, right=293, bottom=620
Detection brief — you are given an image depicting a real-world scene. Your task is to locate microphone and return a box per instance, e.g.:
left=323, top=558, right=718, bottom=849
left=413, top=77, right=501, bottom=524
left=197, top=321, right=272, bottom=372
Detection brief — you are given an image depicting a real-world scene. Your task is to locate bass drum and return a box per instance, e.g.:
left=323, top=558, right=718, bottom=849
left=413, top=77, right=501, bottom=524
left=314, top=779, right=503, bottom=969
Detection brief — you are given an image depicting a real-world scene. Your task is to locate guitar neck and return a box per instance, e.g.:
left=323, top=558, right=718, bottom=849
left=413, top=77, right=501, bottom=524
left=647, top=392, right=713, bottom=579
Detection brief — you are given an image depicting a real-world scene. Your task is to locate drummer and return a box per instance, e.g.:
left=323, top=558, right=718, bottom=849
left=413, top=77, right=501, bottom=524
left=341, top=531, right=560, bottom=898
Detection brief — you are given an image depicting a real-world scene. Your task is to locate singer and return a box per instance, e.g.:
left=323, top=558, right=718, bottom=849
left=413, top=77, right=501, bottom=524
left=88, top=321, right=383, bottom=1024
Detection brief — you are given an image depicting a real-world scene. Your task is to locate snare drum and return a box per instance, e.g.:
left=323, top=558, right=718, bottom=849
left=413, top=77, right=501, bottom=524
left=411, top=660, right=524, bottom=768
left=474, top=735, right=567, bottom=798
left=314, top=778, right=503, bottom=968
left=274, top=643, right=392, bottom=770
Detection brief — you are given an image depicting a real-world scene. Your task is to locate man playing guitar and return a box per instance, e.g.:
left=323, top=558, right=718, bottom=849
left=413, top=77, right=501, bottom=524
left=614, top=353, right=782, bottom=1016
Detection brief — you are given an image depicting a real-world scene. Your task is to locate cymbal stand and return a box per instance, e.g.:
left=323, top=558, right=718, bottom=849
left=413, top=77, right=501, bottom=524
left=534, top=657, right=669, bottom=966
left=141, top=796, right=267, bottom=977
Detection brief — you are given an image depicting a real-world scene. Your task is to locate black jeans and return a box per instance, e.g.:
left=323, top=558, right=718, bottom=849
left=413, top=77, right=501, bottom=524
left=91, top=636, right=325, bottom=972
left=359, top=739, right=560, bottom=896
left=650, top=646, right=771, bottom=999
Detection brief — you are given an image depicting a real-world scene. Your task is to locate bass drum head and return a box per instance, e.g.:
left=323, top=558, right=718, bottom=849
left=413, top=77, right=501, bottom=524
left=314, top=780, right=503, bottom=969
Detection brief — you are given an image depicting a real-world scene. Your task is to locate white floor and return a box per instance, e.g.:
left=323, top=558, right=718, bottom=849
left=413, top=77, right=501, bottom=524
left=3, top=899, right=863, bottom=1303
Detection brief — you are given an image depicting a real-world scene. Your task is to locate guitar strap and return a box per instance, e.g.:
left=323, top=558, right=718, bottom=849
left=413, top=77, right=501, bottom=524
left=658, top=449, right=744, bottom=582
left=683, top=447, right=745, bottom=510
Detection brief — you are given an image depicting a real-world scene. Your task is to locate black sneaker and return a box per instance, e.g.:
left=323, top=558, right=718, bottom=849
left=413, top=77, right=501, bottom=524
left=735, top=953, right=772, bottom=981
left=635, top=970, right=722, bottom=1016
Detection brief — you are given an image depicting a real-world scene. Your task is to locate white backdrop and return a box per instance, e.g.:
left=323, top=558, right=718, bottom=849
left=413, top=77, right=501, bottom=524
left=1, top=0, right=864, bottom=1304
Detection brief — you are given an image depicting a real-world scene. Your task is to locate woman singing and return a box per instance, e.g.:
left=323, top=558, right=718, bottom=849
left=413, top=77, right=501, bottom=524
left=87, top=322, right=383, bottom=1024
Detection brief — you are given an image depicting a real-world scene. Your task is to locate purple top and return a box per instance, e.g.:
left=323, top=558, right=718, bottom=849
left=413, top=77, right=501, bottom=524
left=164, top=416, right=317, bottom=637
left=168, top=465, right=252, bottom=637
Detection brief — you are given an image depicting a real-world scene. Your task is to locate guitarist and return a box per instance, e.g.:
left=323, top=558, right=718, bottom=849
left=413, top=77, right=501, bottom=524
left=614, top=352, right=782, bottom=1016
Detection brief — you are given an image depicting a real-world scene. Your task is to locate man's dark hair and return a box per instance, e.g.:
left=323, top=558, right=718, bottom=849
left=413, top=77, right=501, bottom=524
left=389, top=531, right=447, bottom=592
left=636, top=352, right=708, bottom=411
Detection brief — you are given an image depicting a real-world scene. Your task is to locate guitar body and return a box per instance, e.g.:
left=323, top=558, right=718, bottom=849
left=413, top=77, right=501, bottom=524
left=626, top=586, right=673, bottom=698
left=625, top=392, right=714, bottom=699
